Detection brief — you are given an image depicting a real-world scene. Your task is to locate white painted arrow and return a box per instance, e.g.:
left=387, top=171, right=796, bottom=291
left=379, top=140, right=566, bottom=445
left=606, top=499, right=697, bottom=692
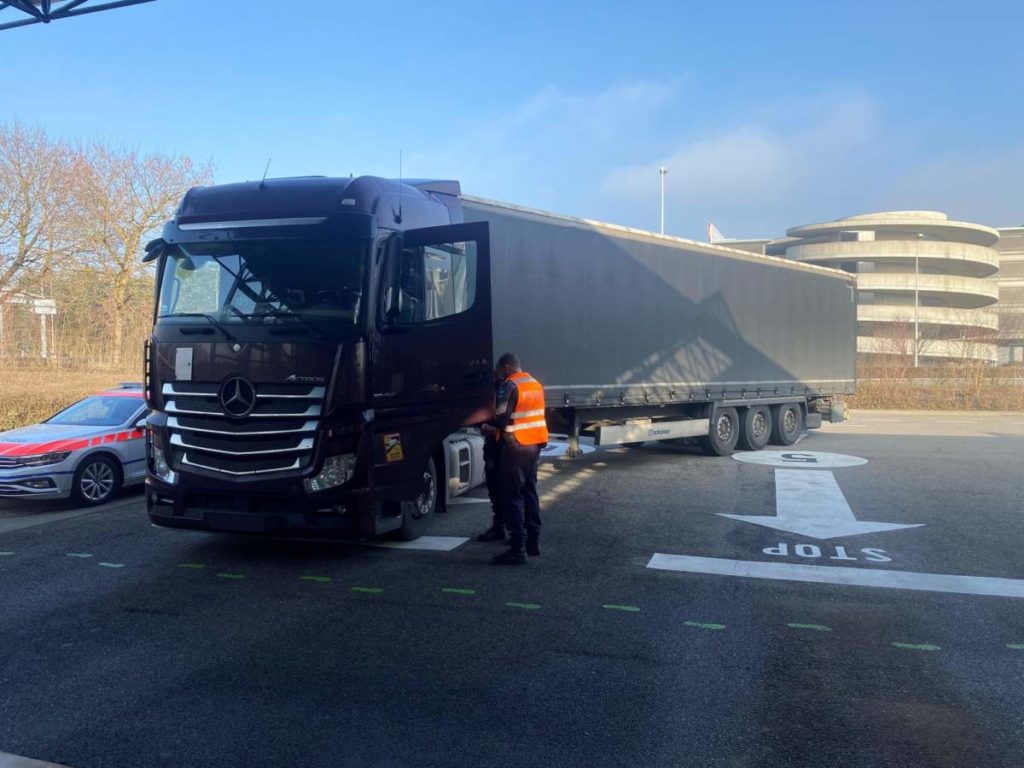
left=718, top=469, right=924, bottom=540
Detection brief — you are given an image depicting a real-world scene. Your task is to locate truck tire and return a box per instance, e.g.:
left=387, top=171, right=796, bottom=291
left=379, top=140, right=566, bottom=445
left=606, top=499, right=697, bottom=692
left=770, top=403, right=803, bottom=446
left=622, top=441, right=646, bottom=448
left=700, top=407, right=739, bottom=456
left=737, top=405, right=771, bottom=451
left=395, top=458, right=438, bottom=541
left=71, top=454, right=121, bottom=507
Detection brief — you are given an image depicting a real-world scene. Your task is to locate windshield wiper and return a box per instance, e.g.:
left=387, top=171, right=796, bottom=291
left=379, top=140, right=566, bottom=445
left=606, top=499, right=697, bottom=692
left=232, top=309, right=326, bottom=340
left=158, top=312, right=238, bottom=342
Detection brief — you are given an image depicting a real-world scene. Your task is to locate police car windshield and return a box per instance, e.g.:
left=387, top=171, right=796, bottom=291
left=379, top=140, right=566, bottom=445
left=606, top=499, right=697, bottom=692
left=47, top=396, right=142, bottom=427
left=157, top=240, right=367, bottom=336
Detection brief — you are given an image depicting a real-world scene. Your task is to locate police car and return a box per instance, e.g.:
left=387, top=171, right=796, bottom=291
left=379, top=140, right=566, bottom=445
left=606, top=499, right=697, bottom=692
left=0, top=383, right=148, bottom=506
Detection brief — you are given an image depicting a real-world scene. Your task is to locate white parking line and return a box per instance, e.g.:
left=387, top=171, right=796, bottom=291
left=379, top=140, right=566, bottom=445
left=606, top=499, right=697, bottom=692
left=372, top=536, right=469, bottom=552
left=447, top=497, right=491, bottom=506
left=646, top=554, right=1024, bottom=598
left=0, top=750, right=74, bottom=768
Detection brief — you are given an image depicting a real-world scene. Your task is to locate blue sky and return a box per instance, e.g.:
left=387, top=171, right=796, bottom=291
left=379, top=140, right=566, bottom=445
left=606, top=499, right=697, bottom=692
left=2, top=0, right=1022, bottom=238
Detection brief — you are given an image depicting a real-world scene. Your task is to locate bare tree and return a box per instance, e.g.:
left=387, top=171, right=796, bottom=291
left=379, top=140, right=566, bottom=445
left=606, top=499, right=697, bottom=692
left=70, top=142, right=212, bottom=365
left=0, top=122, right=72, bottom=345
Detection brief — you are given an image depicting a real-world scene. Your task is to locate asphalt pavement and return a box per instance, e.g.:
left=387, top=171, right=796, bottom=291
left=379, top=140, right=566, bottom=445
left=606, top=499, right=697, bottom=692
left=1, top=411, right=1022, bottom=768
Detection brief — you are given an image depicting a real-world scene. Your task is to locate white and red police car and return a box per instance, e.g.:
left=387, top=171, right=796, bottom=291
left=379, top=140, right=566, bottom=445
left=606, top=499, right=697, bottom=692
left=0, top=383, right=148, bottom=506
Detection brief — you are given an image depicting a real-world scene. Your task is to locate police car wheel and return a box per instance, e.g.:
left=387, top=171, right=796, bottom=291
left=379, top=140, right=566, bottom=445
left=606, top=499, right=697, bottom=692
left=396, top=458, right=438, bottom=541
left=71, top=455, right=121, bottom=507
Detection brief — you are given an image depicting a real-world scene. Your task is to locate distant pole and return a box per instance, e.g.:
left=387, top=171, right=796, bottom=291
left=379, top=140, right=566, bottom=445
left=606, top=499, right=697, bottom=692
left=658, top=166, right=667, bottom=235
left=914, top=252, right=920, bottom=368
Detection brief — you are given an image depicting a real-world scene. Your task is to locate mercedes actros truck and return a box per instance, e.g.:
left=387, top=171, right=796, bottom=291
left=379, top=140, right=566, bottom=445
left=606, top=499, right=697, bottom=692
left=143, top=176, right=855, bottom=539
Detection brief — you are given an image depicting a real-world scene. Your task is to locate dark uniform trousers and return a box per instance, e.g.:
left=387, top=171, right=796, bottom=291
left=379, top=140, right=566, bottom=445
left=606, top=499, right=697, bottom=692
left=483, top=438, right=503, bottom=531
left=499, top=439, right=542, bottom=548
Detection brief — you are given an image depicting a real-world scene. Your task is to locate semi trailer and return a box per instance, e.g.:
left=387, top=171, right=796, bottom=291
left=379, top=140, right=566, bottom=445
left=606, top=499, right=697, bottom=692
left=142, top=176, right=856, bottom=539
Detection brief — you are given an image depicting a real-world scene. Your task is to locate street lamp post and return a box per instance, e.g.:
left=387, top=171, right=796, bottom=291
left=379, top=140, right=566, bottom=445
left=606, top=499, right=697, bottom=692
left=658, top=166, right=667, bottom=235
left=914, top=253, right=920, bottom=368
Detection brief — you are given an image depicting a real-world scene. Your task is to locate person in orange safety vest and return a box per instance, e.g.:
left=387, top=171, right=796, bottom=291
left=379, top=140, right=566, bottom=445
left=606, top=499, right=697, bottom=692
left=482, top=352, right=548, bottom=565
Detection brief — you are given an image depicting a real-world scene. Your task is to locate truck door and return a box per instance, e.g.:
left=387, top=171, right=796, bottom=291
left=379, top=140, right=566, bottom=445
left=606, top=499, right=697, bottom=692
left=371, top=222, right=492, bottom=490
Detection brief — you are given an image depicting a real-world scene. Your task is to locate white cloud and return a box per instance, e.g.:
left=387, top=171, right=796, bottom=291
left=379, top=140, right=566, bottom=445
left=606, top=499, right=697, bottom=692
left=602, top=94, right=884, bottom=236
left=403, top=79, right=682, bottom=212
left=883, top=148, right=1024, bottom=227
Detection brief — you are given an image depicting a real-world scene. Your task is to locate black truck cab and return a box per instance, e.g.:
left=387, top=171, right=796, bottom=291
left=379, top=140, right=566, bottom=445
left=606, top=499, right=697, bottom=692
left=144, top=176, right=492, bottom=539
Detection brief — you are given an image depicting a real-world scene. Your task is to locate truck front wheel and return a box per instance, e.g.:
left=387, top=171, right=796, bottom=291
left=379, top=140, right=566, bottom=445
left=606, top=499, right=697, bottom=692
left=700, top=407, right=739, bottom=456
left=395, top=457, right=438, bottom=541
left=770, top=403, right=803, bottom=446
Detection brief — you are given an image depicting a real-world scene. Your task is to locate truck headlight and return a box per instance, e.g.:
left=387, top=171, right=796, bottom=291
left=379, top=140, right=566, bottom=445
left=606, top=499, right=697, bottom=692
left=303, top=453, right=356, bottom=493
left=150, top=440, right=178, bottom=485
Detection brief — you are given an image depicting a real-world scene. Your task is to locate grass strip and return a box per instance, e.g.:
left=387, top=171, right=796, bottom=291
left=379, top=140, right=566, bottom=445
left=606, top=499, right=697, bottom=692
left=892, top=642, right=941, bottom=651
left=685, top=621, right=726, bottom=630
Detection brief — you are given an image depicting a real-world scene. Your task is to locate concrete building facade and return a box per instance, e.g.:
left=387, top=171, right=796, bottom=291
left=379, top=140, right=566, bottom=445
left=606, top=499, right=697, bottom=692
left=753, top=212, right=1002, bottom=363
left=993, top=227, right=1024, bottom=364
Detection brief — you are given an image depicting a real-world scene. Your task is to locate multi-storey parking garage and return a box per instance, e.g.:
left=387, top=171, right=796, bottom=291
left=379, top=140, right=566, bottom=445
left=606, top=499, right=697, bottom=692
left=768, top=212, right=1001, bottom=363
left=993, top=227, right=1024, bottom=364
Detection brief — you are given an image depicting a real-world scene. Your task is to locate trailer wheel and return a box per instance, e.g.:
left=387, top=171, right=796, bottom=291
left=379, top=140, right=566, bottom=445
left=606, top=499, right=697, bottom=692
left=700, top=407, right=739, bottom=456
left=737, top=406, right=771, bottom=451
left=769, top=403, right=803, bottom=446
left=395, top=458, right=438, bottom=541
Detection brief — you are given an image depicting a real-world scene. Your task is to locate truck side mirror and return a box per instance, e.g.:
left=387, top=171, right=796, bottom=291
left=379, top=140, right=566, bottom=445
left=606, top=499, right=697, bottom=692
left=383, top=234, right=404, bottom=325
left=142, top=237, right=167, bottom=263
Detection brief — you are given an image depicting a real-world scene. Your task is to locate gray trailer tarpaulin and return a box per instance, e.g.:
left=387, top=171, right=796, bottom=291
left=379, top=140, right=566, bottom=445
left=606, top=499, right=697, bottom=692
left=462, top=197, right=856, bottom=408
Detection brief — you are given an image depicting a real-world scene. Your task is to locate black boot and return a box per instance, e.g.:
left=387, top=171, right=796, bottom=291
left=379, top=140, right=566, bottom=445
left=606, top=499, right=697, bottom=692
left=476, top=526, right=507, bottom=543
left=526, top=538, right=541, bottom=557
left=492, top=546, right=527, bottom=565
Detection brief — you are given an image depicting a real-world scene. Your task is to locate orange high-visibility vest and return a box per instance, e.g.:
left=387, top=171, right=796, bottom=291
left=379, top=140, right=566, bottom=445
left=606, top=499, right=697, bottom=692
left=505, top=371, right=549, bottom=446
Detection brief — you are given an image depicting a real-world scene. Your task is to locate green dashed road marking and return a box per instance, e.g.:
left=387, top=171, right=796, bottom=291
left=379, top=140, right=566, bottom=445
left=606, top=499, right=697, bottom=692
left=351, top=586, right=384, bottom=594
left=300, top=576, right=332, bottom=583
left=66, top=553, right=92, bottom=558
left=177, top=563, right=206, bottom=570
left=685, top=621, right=726, bottom=630
left=216, top=573, right=246, bottom=580
left=1007, top=643, right=1024, bottom=650
left=602, top=604, right=640, bottom=613
left=0, top=551, right=14, bottom=556
left=787, top=623, right=832, bottom=632
left=892, top=642, right=941, bottom=651
left=505, top=602, right=541, bottom=610
left=442, top=588, right=476, bottom=595
left=97, top=562, right=125, bottom=569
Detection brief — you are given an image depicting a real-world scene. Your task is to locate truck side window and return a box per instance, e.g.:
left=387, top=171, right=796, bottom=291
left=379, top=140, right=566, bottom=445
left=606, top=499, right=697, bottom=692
left=390, top=240, right=476, bottom=324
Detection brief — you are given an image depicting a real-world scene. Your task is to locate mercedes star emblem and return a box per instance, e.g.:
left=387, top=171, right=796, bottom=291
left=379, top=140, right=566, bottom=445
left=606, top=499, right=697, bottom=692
left=218, top=376, right=256, bottom=418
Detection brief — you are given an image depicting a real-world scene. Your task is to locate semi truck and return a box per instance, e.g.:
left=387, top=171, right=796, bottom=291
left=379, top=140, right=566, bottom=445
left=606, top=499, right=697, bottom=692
left=142, top=176, right=855, bottom=539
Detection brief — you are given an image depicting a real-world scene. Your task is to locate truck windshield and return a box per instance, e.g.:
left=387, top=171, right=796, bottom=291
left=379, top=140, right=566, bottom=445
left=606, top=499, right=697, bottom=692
left=157, top=239, right=367, bottom=335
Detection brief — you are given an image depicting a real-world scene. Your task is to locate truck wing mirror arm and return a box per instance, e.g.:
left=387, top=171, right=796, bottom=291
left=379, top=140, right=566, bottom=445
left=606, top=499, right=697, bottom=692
left=382, top=234, right=404, bottom=326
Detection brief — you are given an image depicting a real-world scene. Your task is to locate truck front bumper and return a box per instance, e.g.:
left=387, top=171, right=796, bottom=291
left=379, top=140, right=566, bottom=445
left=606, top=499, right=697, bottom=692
left=145, top=474, right=394, bottom=538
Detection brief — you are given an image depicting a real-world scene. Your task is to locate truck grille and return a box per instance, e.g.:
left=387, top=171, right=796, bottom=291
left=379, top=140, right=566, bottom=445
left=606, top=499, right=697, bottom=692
left=162, top=382, right=325, bottom=476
